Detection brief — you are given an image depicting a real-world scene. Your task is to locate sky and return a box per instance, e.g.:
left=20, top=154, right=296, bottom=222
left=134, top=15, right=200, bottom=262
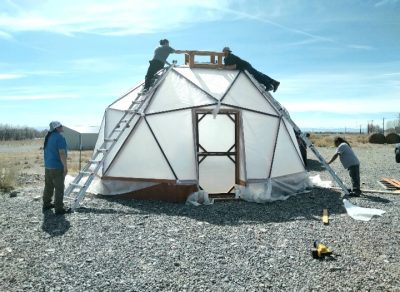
left=1, top=0, right=399, bottom=131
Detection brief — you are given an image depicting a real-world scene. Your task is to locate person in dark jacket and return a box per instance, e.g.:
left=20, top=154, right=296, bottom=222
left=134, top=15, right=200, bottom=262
left=222, top=47, right=280, bottom=92
left=144, top=39, right=183, bottom=90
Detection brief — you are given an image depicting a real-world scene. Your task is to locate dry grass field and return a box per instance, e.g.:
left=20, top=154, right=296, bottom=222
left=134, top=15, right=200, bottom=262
left=0, top=133, right=382, bottom=192
left=0, top=138, right=92, bottom=191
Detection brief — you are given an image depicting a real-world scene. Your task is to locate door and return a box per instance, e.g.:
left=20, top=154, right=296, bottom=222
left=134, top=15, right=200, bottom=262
left=195, top=110, right=239, bottom=195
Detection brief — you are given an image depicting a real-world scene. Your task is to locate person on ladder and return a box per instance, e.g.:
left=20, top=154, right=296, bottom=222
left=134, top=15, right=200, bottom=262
left=143, top=39, right=183, bottom=91
left=222, top=47, right=280, bottom=92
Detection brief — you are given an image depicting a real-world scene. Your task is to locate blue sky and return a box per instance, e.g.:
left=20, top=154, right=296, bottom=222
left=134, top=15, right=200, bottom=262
left=1, top=0, right=399, bottom=131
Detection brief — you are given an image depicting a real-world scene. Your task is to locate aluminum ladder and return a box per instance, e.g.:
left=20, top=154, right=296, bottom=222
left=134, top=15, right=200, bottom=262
left=64, top=65, right=175, bottom=210
left=247, top=71, right=350, bottom=196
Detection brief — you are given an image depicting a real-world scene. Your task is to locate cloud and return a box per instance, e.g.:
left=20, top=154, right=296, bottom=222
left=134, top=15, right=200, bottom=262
left=0, top=73, right=25, bottom=80
left=0, top=93, right=79, bottom=101
left=0, top=0, right=228, bottom=36
left=348, top=44, right=374, bottom=50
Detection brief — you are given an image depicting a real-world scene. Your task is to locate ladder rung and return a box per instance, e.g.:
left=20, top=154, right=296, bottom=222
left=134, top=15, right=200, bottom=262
left=79, top=171, right=93, bottom=175
left=104, top=138, right=116, bottom=142
left=70, top=182, right=85, bottom=188
left=97, top=148, right=108, bottom=152
left=89, top=159, right=101, bottom=164
left=125, top=109, right=137, bottom=114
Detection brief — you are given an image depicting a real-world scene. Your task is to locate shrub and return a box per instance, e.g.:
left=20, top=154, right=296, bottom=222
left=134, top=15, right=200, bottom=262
left=368, top=133, right=386, bottom=144
left=0, top=167, right=17, bottom=192
left=385, top=133, right=400, bottom=144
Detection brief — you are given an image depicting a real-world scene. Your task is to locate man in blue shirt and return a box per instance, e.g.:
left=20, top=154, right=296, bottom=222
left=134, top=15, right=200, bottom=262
left=43, top=121, right=70, bottom=214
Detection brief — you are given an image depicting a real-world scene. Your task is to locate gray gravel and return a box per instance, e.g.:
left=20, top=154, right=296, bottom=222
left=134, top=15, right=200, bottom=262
left=1, top=144, right=399, bottom=291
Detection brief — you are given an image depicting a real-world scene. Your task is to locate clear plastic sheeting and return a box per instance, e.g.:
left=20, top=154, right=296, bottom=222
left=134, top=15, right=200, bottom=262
left=343, top=199, right=385, bottom=221
left=186, top=190, right=215, bottom=206
left=309, top=174, right=333, bottom=188
left=65, top=175, right=157, bottom=196
left=235, top=172, right=312, bottom=203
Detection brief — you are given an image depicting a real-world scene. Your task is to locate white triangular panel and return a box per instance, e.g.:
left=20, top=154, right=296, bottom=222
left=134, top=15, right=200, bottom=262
left=146, top=110, right=196, bottom=180
left=101, top=108, right=139, bottom=172
left=174, top=67, right=238, bottom=100
left=105, top=120, right=175, bottom=179
left=242, top=111, right=280, bottom=179
left=146, top=70, right=215, bottom=114
left=283, top=117, right=302, bottom=158
left=110, top=85, right=143, bottom=110
left=270, top=121, right=305, bottom=177
left=223, top=73, right=278, bottom=115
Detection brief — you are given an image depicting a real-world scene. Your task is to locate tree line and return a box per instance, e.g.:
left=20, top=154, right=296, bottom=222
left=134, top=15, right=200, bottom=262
left=0, top=124, right=47, bottom=141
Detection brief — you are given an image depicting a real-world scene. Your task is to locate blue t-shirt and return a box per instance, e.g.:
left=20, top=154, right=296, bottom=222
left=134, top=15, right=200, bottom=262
left=44, top=132, right=67, bottom=169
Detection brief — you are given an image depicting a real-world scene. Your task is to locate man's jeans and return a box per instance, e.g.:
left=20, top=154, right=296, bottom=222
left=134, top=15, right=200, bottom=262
left=43, top=168, right=65, bottom=211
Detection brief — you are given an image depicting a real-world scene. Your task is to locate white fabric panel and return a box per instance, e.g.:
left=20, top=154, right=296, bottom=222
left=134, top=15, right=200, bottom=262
left=106, top=119, right=175, bottom=179
left=270, top=121, right=305, bottom=177
left=146, top=110, right=196, bottom=180
left=174, top=67, right=238, bottom=100
left=239, top=115, right=246, bottom=182
left=223, top=73, right=278, bottom=115
left=235, top=172, right=312, bottom=203
left=283, top=117, right=302, bottom=158
left=146, top=70, right=215, bottom=114
left=199, top=156, right=235, bottom=194
left=102, top=108, right=136, bottom=172
left=94, top=115, right=105, bottom=154
left=198, top=114, right=235, bottom=152
left=110, top=85, right=143, bottom=110
left=242, top=111, right=279, bottom=179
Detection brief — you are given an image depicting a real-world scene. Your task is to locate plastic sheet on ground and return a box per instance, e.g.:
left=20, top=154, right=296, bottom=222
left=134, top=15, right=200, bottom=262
left=235, top=172, right=312, bottom=203
left=186, top=191, right=214, bottom=206
left=343, top=199, right=385, bottom=221
left=309, top=174, right=333, bottom=188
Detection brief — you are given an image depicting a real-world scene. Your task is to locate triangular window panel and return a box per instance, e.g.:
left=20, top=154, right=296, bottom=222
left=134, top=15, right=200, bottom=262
left=242, top=111, right=280, bottom=179
left=174, top=67, right=238, bottom=100
left=146, top=70, right=215, bottom=114
left=270, top=121, right=305, bottom=177
left=146, top=110, right=196, bottom=181
left=223, top=73, right=278, bottom=115
left=105, top=119, right=175, bottom=180
left=110, top=86, right=142, bottom=111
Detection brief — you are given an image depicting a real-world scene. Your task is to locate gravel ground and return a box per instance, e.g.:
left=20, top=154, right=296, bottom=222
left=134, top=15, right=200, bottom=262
left=1, top=144, right=399, bottom=291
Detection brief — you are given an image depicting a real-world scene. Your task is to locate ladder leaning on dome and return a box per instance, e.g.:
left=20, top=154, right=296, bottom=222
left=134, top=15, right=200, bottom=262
left=64, top=64, right=176, bottom=211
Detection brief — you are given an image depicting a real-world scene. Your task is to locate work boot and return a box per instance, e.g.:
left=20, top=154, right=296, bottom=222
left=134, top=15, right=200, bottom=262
left=42, top=203, right=55, bottom=212
left=348, top=191, right=360, bottom=197
left=55, top=208, right=72, bottom=215
left=273, top=81, right=280, bottom=92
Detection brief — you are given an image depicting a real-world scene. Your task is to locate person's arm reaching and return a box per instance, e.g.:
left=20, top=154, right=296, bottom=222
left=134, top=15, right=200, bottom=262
left=327, top=153, right=339, bottom=164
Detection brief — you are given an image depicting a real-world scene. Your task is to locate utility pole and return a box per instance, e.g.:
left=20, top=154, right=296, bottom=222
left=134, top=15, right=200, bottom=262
left=382, top=117, right=385, bottom=135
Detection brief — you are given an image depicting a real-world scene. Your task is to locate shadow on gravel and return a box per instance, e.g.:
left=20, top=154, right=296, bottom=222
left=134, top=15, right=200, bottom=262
left=74, top=206, right=141, bottom=215
left=306, top=159, right=325, bottom=171
left=41, top=211, right=70, bottom=237
left=97, top=188, right=346, bottom=226
left=361, top=194, right=391, bottom=204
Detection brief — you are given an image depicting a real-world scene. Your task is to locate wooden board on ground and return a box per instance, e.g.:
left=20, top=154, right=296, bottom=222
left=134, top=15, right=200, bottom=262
left=379, top=178, right=400, bottom=191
